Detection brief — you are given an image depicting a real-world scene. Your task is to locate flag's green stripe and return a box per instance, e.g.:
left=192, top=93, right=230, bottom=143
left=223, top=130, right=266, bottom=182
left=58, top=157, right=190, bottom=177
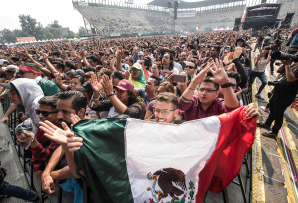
left=73, top=118, right=133, bottom=203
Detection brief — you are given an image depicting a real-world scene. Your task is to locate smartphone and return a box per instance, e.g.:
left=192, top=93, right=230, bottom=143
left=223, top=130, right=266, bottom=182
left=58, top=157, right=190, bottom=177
left=173, top=75, right=186, bottom=83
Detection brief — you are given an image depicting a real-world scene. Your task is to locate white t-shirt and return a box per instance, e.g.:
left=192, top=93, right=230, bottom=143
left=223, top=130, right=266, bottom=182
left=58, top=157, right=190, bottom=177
left=161, top=68, right=179, bottom=77
left=174, top=62, right=182, bottom=73
left=107, top=106, right=119, bottom=118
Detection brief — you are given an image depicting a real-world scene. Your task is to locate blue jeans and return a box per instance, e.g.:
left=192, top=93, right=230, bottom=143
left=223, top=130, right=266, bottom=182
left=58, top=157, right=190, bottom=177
left=0, top=182, right=36, bottom=200
left=249, top=71, right=267, bottom=94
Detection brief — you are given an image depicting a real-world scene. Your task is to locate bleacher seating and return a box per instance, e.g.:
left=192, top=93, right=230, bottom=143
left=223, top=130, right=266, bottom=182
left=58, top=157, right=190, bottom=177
left=76, top=5, right=245, bottom=34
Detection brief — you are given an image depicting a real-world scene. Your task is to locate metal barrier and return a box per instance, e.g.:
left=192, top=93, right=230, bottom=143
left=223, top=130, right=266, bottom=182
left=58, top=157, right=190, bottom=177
left=1, top=97, right=58, bottom=203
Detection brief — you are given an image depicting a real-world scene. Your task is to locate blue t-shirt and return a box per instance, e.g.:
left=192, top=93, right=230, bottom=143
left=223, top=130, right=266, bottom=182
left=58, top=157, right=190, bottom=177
left=138, top=88, right=155, bottom=106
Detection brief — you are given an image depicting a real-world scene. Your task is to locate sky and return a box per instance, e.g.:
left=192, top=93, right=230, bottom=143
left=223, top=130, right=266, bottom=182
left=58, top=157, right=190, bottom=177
left=1, top=0, right=85, bottom=33
left=0, top=0, right=149, bottom=33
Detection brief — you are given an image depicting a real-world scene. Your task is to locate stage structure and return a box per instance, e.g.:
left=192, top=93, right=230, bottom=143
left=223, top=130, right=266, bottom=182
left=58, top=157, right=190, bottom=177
left=280, top=12, right=295, bottom=29
left=241, top=3, right=282, bottom=30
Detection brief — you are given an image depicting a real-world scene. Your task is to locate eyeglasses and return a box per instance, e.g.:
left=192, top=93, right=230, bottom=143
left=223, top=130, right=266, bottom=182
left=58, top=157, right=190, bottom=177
left=153, top=108, right=177, bottom=116
left=35, top=109, right=59, bottom=117
left=185, top=65, right=195, bottom=69
left=198, top=88, right=216, bottom=94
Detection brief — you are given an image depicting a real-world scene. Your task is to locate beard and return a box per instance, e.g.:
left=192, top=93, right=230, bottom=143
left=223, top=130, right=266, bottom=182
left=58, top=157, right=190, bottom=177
left=58, top=118, right=72, bottom=128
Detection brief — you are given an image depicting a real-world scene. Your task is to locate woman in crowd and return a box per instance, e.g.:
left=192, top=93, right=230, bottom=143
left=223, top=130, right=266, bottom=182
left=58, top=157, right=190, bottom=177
left=90, top=74, right=144, bottom=118
left=250, top=46, right=272, bottom=100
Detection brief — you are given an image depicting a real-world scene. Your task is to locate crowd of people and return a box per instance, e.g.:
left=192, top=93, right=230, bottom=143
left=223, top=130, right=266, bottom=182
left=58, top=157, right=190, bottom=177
left=0, top=26, right=297, bottom=201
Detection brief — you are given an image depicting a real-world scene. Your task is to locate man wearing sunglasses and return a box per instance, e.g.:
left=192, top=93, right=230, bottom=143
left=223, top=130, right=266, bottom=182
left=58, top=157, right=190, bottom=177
left=184, top=60, right=198, bottom=81
left=17, top=95, right=60, bottom=180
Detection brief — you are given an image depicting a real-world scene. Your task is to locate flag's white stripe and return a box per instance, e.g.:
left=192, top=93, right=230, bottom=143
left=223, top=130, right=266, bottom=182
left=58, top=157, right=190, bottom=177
left=124, top=117, right=221, bottom=203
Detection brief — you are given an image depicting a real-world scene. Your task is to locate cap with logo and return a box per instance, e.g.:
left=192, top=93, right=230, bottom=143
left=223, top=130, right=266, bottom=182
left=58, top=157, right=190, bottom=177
left=115, top=79, right=134, bottom=92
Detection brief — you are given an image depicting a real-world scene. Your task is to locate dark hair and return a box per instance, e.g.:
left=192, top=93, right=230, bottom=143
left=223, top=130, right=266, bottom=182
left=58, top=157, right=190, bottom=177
left=72, top=74, right=84, bottom=85
left=51, top=51, right=59, bottom=57
left=57, top=91, right=87, bottom=114
left=188, top=60, right=197, bottom=69
left=65, top=71, right=76, bottom=78
left=127, top=91, right=139, bottom=107
left=203, top=76, right=219, bottom=91
left=156, top=92, right=178, bottom=109
left=87, top=56, right=98, bottom=64
left=124, top=50, right=130, bottom=56
left=23, top=63, right=41, bottom=73
left=38, top=95, right=58, bottom=109
left=52, top=62, right=65, bottom=71
left=263, top=46, right=271, bottom=59
left=148, top=75, right=160, bottom=86
left=212, top=46, right=220, bottom=53
left=227, top=71, right=241, bottom=84
left=65, top=60, right=75, bottom=70
left=143, top=56, right=152, bottom=70
left=162, top=52, right=174, bottom=71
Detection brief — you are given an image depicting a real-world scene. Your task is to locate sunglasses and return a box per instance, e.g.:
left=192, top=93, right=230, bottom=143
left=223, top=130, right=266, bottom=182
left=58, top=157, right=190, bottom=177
left=18, top=71, right=31, bottom=75
left=185, top=65, right=195, bottom=69
left=35, top=109, right=59, bottom=117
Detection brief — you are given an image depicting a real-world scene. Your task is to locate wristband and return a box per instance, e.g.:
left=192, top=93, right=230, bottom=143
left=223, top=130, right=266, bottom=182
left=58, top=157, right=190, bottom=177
left=93, top=91, right=100, bottom=94
left=56, top=78, right=62, bottom=80
left=285, top=65, right=290, bottom=68
left=221, top=82, right=232, bottom=88
left=188, top=87, right=196, bottom=90
left=107, top=93, right=115, bottom=98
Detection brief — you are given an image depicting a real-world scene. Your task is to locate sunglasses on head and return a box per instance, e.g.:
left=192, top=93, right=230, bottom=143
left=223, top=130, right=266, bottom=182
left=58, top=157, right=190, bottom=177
left=18, top=70, right=31, bottom=75
left=35, top=109, right=58, bottom=117
left=185, top=65, right=195, bottom=69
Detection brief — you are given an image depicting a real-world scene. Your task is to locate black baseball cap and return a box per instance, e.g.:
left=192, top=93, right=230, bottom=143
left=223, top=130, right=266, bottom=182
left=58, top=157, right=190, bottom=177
left=76, top=81, right=92, bottom=92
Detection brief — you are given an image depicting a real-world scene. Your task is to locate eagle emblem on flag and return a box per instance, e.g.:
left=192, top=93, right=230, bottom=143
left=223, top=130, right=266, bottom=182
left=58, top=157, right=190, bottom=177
left=146, top=168, right=195, bottom=203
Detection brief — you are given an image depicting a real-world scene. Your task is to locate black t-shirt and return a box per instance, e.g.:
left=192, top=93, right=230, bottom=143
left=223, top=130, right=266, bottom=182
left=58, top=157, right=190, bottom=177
left=275, top=64, right=298, bottom=101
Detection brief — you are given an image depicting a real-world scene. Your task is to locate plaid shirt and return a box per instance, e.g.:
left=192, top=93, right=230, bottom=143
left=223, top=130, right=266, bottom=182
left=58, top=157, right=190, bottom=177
left=179, top=96, right=238, bottom=121
left=31, top=120, right=60, bottom=172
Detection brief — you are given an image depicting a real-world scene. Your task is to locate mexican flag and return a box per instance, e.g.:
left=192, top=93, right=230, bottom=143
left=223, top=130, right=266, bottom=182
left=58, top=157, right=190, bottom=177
left=195, top=24, right=200, bottom=31
left=73, top=107, right=256, bottom=203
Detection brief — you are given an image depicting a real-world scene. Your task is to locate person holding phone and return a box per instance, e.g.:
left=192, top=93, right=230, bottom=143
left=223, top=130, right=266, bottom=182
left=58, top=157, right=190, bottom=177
left=249, top=46, right=271, bottom=100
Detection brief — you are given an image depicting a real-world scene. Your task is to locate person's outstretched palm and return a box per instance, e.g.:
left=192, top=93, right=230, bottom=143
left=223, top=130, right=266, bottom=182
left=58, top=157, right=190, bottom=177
left=210, top=59, right=229, bottom=85
left=39, top=121, right=74, bottom=145
left=90, top=74, right=102, bottom=93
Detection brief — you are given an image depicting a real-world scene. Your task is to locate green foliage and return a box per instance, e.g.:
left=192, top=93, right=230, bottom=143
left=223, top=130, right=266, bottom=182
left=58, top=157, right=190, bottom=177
left=51, top=20, right=62, bottom=28
left=78, top=27, right=87, bottom=36
left=1, top=15, right=80, bottom=43
left=18, top=14, right=43, bottom=40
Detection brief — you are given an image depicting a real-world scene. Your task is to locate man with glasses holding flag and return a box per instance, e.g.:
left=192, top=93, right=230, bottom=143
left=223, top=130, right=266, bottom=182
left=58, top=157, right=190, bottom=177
left=179, top=59, right=259, bottom=121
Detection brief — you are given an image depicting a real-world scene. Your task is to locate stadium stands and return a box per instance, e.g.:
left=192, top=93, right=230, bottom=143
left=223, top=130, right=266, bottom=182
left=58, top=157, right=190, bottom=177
left=75, top=5, right=245, bottom=35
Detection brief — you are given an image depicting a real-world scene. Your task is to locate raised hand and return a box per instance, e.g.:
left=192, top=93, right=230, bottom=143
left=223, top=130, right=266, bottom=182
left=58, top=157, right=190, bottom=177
left=192, top=61, right=213, bottom=85
left=39, top=121, right=74, bottom=144
left=42, top=53, right=49, bottom=61
left=102, top=75, right=113, bottom=96
left=90, top=74, right=103, bottom=93
left=209, top=59, right=229, bottom=85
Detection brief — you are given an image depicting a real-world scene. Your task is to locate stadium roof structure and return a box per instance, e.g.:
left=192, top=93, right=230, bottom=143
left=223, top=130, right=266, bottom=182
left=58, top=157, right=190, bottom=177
left=148, top=0, right=245, bottom=9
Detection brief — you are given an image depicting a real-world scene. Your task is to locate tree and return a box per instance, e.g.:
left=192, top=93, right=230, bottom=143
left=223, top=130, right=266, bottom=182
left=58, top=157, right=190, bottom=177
left=51, top=20, right=62, bottom=28
left=18, top=14, right=43, bottom=40
left=0, top=29, right=16, bottom=43
left=78, top=27, right=87, bottom=36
